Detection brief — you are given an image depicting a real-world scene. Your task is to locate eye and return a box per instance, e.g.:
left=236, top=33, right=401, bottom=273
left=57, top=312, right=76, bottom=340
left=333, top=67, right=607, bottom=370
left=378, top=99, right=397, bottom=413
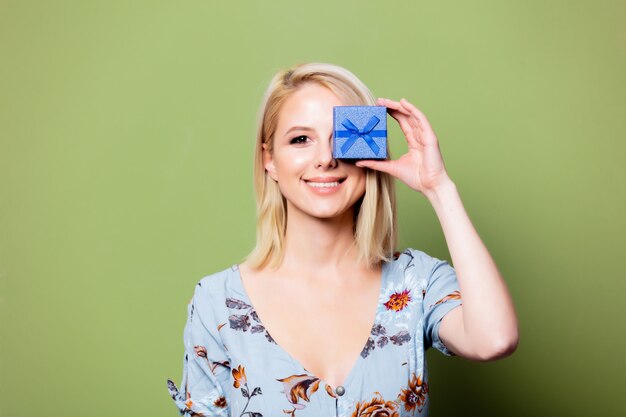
left=289, top=135, right=310, bottom=145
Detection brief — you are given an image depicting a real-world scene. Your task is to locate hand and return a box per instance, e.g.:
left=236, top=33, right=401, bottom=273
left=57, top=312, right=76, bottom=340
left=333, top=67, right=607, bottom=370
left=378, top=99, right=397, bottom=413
left=356, top=98, right=452, bottom=196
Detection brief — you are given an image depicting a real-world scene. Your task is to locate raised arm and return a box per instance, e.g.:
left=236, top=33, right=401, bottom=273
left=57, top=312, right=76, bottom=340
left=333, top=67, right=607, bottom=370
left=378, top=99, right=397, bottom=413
left=356, top=98, right=519, bottom=360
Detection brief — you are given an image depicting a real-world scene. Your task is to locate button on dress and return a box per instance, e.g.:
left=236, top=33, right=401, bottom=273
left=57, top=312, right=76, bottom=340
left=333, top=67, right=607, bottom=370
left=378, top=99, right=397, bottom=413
left=166, top=248, right=463, bottom=416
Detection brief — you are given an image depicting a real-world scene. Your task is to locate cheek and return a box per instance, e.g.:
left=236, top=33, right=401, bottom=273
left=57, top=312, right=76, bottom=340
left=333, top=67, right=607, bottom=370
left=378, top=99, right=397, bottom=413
left=351, top=167, right=368, bottom=191
left=356, top=174, right=367, bottom=196
left=345, top=170, right=367, bottom=203
left=274, top=151, right=310, bottom=177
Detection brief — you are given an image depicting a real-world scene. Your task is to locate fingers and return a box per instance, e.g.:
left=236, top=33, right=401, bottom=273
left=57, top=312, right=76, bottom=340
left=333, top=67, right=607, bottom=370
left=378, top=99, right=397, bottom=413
left=399, top=98, right=427, bottom=122
left=378, top=97, right=423, bottom=148
left=399, top=99, right=437, bottom=145
left=378, top=97, right=411, bottom=117
left=355, top=159, right=398, bottom=177
left=387, top=110, right=421, bottom=149
left=380, top=97, right=440, bottom=147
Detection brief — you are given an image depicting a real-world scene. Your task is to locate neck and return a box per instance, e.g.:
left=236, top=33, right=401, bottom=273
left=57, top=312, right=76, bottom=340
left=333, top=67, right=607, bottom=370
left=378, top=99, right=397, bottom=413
left=281, top=206, right=362, bottom=276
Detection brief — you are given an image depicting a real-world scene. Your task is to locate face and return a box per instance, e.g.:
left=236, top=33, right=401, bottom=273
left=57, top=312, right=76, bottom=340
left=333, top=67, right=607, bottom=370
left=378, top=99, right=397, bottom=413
left=263, top=83, right=367, bottom=221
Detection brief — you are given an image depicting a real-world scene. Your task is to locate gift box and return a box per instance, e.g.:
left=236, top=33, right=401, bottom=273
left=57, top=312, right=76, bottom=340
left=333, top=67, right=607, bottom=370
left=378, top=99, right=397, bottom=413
left=333, top=106, right=387, bottom=159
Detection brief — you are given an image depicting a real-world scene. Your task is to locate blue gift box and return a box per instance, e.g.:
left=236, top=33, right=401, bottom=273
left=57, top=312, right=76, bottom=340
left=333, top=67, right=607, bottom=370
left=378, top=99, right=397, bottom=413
left=333, top=106, right=387, bottom=159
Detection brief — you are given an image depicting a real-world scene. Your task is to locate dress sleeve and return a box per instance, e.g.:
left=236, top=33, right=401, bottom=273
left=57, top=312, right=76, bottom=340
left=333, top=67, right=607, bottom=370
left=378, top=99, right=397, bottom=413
left=166, top=281, right=231, bottom=416
left=421, top=253, right=463, bottom=356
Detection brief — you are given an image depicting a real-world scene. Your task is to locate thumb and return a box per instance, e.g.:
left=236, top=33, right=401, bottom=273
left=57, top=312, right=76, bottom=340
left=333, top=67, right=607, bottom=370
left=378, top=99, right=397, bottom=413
left=355, top=159, right=396, bottom=176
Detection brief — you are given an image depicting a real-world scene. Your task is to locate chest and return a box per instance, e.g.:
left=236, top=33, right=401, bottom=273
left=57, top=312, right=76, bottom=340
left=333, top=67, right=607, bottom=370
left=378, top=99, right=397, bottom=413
left=239, top=268, right=382, bottom=389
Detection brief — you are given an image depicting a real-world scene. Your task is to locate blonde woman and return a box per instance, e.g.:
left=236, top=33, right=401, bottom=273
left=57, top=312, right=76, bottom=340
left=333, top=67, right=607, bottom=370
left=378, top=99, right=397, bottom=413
left=167, top=63, right=519, bottom=416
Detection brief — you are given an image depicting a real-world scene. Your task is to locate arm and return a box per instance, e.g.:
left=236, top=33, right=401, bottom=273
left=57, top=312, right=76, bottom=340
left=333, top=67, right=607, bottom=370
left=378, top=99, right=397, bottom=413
left=426, top=178, right=518, bottom=360
left=356, top=98, right=519, bottom=361
left=166, top=281, right=231, bottom=416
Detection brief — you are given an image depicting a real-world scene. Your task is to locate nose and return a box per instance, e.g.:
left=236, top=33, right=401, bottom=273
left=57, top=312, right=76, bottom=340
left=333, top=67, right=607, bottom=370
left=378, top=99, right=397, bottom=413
left=315, top=135, right=338, bottom=169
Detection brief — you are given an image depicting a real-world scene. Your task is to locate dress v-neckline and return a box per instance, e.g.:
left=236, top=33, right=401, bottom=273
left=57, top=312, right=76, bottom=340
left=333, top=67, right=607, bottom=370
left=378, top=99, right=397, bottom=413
left=231, top=261, right=389, bottom=390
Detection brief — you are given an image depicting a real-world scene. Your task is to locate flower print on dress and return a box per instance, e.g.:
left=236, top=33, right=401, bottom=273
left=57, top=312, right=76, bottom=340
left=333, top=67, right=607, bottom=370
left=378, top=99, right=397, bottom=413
left=225, top=297, right=277, bottom=345
left=384, top=289, right=412, bottom=313
left=276, top=373, right=329, bottom=416
left=166, top=378, right=228, bottom=417
left=350, top=392, right=399, bottom=417
left=360, top=323, right=412, bottom=359
left=232, top=365, right=264, bottom=417
left=431, top=290, right=461, bottom=307
left=193, top=345, right=231, bottom=377
left=167, top=344, right=230, bottom=416
left=397, top=372, right=429, bottom=414
left=378, top=251, right=427, bottom=326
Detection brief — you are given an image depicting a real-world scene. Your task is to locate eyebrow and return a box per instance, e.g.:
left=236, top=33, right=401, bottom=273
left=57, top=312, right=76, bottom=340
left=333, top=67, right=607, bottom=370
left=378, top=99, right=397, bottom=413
left=284, top=126, right=315, bottom=137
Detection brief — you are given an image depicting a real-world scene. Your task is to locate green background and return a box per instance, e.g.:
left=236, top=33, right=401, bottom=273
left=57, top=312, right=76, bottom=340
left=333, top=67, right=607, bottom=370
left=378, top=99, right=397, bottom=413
left=1, top=0, right=624, bottom=415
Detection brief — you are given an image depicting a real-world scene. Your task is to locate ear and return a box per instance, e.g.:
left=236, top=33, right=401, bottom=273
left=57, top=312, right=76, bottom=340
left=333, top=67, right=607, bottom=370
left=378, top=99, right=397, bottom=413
left=262, top=142, right=278, bottom=182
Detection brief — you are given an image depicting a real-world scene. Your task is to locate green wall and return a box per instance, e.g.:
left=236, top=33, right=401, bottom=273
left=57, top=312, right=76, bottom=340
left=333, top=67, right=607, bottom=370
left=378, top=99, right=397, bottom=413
left=1, top=1, right=624, bottom=415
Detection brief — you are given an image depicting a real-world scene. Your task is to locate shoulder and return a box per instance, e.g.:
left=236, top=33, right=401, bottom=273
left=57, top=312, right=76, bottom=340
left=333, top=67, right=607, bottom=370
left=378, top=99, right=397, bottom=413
left=183, top=267, right=235, bottom=329
left=188, top=265, right=237, bottom=313
left=390, top=247, right=448, bottom=274
left=196, top=265, right=235, bottom=293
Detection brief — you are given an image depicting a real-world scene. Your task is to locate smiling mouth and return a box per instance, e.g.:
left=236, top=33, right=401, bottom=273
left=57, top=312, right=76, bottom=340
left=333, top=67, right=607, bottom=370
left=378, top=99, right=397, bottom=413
left=303, top=178, right=346, bottom=188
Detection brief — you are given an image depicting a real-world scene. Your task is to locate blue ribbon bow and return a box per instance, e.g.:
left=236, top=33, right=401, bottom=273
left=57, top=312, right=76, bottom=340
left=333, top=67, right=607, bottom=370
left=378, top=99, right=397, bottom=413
left=336, top=116, right=385, bottom=156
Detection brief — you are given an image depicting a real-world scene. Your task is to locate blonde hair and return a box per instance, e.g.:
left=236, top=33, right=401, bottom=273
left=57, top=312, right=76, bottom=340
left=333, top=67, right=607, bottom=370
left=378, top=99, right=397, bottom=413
left=244, top=63, right=397, bottom=270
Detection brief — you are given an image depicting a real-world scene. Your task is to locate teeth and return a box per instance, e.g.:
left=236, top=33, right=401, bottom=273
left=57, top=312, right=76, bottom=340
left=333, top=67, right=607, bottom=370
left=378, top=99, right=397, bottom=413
left=306, top=181, right=340, bottom=188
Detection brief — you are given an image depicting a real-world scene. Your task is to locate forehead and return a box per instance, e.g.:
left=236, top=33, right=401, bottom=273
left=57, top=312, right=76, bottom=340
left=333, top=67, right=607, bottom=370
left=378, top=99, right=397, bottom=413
left=276, top=84, right=343, bottom=132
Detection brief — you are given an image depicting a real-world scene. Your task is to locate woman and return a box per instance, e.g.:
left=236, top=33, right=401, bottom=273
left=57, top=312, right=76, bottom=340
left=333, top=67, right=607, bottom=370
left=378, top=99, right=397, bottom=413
left=167, top=63, right=519, bottom=416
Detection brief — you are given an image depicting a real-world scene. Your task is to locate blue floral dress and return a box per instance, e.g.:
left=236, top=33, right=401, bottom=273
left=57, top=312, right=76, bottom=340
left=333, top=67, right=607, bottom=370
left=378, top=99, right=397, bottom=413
left=166, top=248, right=462, bottom=417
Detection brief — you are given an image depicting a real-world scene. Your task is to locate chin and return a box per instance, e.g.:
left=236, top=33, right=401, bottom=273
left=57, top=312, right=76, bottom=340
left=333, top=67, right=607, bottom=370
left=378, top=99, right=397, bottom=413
left=307, top=206, right=352, bottom=220
left=311, top=211, right=343, bottom=220
left=286, top=197, right=356, bottom=221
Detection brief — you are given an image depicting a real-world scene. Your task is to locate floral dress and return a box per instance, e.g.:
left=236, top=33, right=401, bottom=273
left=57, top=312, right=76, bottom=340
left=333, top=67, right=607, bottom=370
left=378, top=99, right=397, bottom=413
left=166, top=248, right=463, bottom=417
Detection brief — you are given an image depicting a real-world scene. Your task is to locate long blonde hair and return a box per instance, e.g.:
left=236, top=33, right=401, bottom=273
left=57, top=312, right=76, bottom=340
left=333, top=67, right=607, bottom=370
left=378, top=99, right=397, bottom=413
left=244, top=63, right=397, bottom=270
